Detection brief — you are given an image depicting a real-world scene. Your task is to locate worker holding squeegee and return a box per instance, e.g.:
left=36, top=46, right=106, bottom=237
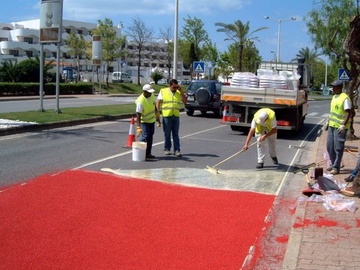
left=242, top=108, right=278, bottom=169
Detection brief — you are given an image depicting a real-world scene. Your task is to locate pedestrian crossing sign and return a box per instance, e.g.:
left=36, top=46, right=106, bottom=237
left=193, top=61, right=205, bottom=73
left=338, top=68, right=350, bottom=81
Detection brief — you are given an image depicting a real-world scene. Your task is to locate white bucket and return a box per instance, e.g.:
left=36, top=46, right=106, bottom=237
left=132, top=142, right=147, bottom=162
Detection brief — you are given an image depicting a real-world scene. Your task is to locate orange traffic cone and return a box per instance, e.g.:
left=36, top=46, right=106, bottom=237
left=222, top=106, right=228, bottom=122
left=123, top=117, right=136, bottom=148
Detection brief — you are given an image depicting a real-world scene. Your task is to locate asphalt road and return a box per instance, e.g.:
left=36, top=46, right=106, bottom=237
left=0, top=100, right=329, bottom=191
left=0, top=95, right=137, bottom=113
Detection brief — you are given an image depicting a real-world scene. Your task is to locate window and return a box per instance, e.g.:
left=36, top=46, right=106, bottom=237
left=9, top=50, right=19, bottom=56
left=24, top=37, right=33, bottom=44
left=25, top=50, right=33, bottom=57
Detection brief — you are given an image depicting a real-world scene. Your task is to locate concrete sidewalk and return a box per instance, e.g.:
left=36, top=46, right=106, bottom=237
left=283, top=113, right=360, bottom=269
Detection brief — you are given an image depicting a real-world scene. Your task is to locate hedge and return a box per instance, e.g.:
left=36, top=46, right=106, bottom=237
left=0, top=82, right=93, bottom=96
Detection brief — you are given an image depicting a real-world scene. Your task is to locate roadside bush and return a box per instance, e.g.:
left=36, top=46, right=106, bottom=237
left=0, top=82, right=93, bottom=96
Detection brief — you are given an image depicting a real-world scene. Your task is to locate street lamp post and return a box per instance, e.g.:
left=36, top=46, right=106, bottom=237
left=173, top=0, right=179, bottom=80
left=264, top=16, right=296, bottom=62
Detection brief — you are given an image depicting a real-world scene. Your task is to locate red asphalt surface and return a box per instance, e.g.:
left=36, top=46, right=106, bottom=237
left=0, top=169, right=277, bottom=270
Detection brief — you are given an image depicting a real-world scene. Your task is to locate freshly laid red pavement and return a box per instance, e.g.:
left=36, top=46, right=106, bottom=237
left=0, top=169, right=275, bottom=270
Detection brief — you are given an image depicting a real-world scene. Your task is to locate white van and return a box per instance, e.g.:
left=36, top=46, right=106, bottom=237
left=111, top=72, right=133, bottom=83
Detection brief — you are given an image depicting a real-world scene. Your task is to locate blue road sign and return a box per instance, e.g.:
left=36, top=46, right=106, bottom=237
left=338, top=68, right=350, bottom=81
left=193, top=61, right=205, bottom=73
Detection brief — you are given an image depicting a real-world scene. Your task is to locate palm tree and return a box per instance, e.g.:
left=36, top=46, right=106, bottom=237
left=293, top=47, right=322, bottom=86
left=1, top=60, right=20, bottom=82
left=215, top=20, right=268, bottom=72
left=293, top=47, right=321, bottom=65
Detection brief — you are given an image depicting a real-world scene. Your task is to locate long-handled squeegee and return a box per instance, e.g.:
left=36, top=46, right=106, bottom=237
left=206, top=141, right=257, bottom=174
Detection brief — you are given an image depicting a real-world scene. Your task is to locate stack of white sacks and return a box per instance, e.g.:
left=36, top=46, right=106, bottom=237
left=230, top=72, right=259, bottom=89
left=230, top=69, right=301, bottom=90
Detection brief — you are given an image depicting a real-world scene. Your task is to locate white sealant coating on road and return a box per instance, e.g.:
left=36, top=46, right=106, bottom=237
left=0, top=119, right=38, bottom=129
left=99, top=167, right=283, bottom=195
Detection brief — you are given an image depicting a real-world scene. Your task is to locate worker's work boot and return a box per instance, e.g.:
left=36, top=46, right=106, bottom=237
left=256, top=163, right=264, bottom=169
left=271, top=157, right=278, bottom=164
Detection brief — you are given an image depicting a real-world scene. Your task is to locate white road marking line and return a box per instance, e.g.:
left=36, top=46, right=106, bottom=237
left=306, top=112, right=330, bottom=118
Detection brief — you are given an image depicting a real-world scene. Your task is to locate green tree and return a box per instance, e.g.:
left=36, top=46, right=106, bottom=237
left=0, top=60, right=21, bottom=82
left=125, top=16, right=154, bottom=85
left=292, top=47, right=322, bottom=87
left=150, top=68, right=164, bottom=84
left=306, top=0, right=359, bottom=135
left=216, top=52, right=233, bottom=82
left=242, top=41, right=262, bottom=72
left=159, top=25, right=174, bottom=81
left=180, top=16, right=209, bottom=76
left=17, top=55, right=55, bottom=82
left=93, top=18, right=126, bottom=87
left=65, top=31, right=87, bottom=82
left=202, top=40, right=219, bottom=79
left=215, top=20, right=268, bottom=72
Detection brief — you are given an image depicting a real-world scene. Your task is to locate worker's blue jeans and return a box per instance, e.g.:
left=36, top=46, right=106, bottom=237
left=326, top=126, right=347, bottom=171
left=140, top=122, right=155, bottom=156
left=350, top=148, right=360, bottom=177
left=162, top=115, right=180, bottom=152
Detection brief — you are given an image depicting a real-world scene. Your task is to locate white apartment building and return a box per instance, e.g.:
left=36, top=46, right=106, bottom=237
left=0, top=19, right=187, bottom=83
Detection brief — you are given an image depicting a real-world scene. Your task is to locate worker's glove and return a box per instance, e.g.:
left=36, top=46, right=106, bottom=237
left=136, top=126, right=142, bottom=137
left=337, top=124, right=346, bottom=134
left=323, top=121, right=329, bottom=131
left=155, top=112, right=161, bottom=127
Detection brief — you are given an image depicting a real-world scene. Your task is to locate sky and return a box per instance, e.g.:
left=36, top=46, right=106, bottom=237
left=2, top=0, right=319, bottom=63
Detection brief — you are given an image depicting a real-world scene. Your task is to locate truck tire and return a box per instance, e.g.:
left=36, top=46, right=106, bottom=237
left=195, top=87, right=211, bottom=105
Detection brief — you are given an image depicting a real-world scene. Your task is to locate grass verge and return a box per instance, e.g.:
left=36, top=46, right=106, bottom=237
left=0, top=104, right=136, bottom=124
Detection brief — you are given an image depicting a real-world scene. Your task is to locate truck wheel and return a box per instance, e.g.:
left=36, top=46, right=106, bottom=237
left=195, top=87, right=211, bottom=105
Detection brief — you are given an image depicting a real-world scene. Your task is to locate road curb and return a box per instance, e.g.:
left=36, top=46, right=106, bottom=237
left=0, top=114, right=135, bottom=136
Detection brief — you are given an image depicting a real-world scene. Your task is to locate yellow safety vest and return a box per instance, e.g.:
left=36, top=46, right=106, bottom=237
left=160, top=88, right=182, bottom=117
left=254, top=108, right=276, bottom=134
left=135, top=94, right=156, bottom=123
left=329, top=93, right=351, bottom=129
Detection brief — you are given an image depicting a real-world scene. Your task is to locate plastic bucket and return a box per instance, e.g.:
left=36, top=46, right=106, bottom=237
left=132, top=142, right=147, bottom=162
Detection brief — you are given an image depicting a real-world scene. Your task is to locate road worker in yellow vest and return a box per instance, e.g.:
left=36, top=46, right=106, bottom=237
left=242, top=108, right=278, bottom=169
left=156, top=79, right=187, bottom=157
left=135, top=84, right=161, bottom=160
left=326, top=80, right=351, bottom=175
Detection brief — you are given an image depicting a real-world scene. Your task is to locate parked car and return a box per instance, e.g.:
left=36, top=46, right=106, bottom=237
left=111, top=72, right=132, bottom=83
left=149, top=79, right=167, bottom=85
left=185, top=80, right=223, bottom=117
left=180, top=80, right=191, bottom=85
